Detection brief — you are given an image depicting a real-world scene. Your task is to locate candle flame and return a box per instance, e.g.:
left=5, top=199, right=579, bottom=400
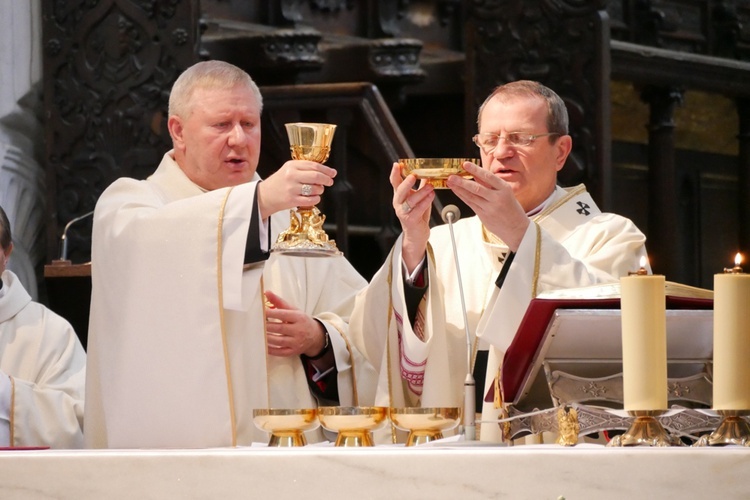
left=640, top=255, right=648, bottom=269
left=736, top=253, right=743, bottom=267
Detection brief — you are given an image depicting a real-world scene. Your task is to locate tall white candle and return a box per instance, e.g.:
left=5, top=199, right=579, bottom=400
left=713, top=253, right=750, bottom=410
left=620, top=265, right=668, bottom=411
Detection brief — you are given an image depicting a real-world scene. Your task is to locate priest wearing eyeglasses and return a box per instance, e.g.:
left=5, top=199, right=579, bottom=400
left=348, top=80, right=650, bottom=442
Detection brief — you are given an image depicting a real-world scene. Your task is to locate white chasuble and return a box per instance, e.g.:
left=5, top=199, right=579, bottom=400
left=86, top=152, right=370, bottom=449
left=0, top=270, right=86, bottom=448
left=349, top=184, right=649, bottom=443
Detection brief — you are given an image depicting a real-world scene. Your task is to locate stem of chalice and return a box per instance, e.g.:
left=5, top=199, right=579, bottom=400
left=272, top=123, right=341, bottom=257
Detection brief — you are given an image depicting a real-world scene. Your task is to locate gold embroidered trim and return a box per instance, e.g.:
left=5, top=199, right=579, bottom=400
left=217, top=187, right=238, bottom=447
left=385, top=247, right=397, bottom=443
left=261, top=277, right=270, bottom=405
left=8, top=376, right=14, bottom=446
left=329, top=323, right=359, bottom=406
left=532, top=222, right=542, bottom=299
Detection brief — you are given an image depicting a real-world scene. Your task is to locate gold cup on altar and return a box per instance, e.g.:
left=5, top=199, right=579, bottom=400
left=272, top=122, right=340, bottom=257
left=389, top=407, right=461, bottom=446
left=252, top=408, right=319, bottom=447
left=317, top=406, right=388, bottom=447
left=398, top=158, right=478, bottom=189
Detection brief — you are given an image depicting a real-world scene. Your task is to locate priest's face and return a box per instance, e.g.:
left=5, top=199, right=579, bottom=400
left=169, top=84, right=262, bottom=191
left=0, top=242, right=11, bottom=275
left=477, top=95, right=571, bottom=212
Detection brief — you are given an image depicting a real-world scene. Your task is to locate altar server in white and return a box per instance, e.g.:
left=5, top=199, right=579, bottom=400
left=85, top=60, right=374, bottom=449
left=349, top=81, right=649, bottom=442
left=0, top=206, right=86, bottom=448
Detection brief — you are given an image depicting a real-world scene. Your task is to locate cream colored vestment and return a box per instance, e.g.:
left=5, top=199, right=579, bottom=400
left=85, top=152, right=373, bottom=448
left=348, top=185, right=649, bottom=442
left=0, top=270, right=85, bottom=448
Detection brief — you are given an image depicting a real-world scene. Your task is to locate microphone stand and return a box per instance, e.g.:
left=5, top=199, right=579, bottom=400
left=53, top=210, right=95, bottom=265
left=442, top=205, right=476, bottom=441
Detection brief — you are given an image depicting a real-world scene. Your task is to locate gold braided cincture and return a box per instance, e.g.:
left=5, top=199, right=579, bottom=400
left=531, top=222, right=542, bottom=299
left=329, top=323, right=359, bottom=406
left=385, top=247, right=397, bottom=443
left=217, top=186, right=238, bottom=447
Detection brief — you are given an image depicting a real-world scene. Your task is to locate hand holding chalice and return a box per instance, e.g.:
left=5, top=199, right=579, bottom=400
left=272, top=122, right=340, bottom=257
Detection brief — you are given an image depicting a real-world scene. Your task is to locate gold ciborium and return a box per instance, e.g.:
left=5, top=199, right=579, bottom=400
left=399, top=158, right=478, bottom=189
left=317, top=406, right=388, bottom=447
left=273, top=122, right=340, bottom=257
left=389, top=407, right=461, bottom=446
left=253, top=408, right=319, bottom=447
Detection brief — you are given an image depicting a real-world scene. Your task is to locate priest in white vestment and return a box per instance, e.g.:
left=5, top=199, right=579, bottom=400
left=0, top=207, right=86, bottom=448
left=85, top=61, right=375, bottom=449
left=348, top=81, right=650, bottom=442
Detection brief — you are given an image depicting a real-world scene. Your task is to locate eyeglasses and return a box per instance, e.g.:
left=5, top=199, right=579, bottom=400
left=472, top=132, right=560, bottom=153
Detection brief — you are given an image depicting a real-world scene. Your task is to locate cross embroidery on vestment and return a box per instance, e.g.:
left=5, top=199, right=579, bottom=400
left=576, top=201, right=591, bottom=216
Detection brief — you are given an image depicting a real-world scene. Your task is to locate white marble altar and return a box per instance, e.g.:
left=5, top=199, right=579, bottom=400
left=0, top=444, right=748, bottom=499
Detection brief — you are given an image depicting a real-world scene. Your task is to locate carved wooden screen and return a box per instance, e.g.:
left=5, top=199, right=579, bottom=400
left=42, top=0, right=201, bottom=263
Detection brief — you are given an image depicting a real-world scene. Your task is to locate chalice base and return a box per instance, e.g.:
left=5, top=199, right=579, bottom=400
left=697, top=410, right=750, bottom=446
left=252, top=408, right=318, bottom=447
left=318, top=406, right=388, bottom=447
left=334, top=430, right=376, bottom=447
left=607, top=410, right=679, bottom=447
left=268, top=430, right=308, bottom=447
left=272, top=207, right=341, bottom=257
left=405, top=430, right=445, bottom=447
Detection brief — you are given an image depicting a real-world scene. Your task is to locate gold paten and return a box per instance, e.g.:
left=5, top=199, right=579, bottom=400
left=389, top=407, right=461, bottom=446
left=695, top=410, right=750, bottom=447
left=398, top=158, right=478, bottom=189
left=555, top=406, right=580, bottom=446
left=272, top=123, right=340, bottom=257
left=317, top=406, right=388, bottom=447
left=252, top=408, right=319, bottom=447
left=606, top=410, right=680, bottom=447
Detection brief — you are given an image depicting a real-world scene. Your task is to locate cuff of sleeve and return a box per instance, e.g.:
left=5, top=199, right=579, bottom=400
left=403, top=255, right=426, bottom=285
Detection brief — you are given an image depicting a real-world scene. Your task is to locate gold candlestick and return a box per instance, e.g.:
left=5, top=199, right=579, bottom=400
left=272, top=123, right=340, bottom=257
left=607, top=410, right=680, bottom=447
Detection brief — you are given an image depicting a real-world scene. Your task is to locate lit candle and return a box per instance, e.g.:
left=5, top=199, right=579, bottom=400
left=713, top=253, right=750, bottom=410
left=620, top=256, right=668, bottom=411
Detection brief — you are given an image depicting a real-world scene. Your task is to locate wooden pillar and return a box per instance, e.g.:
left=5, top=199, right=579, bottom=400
left=640, top=85, right=685, bottom=281
left=738, top=98, right=750, bottom=255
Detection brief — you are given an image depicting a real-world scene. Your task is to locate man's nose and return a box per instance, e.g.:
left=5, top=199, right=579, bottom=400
left=491, top=139, right=515, bottom=158
left=227, top=123, right=247, bottom=146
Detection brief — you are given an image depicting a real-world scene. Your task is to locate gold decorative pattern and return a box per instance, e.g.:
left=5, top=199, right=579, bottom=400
left=216, top=186, right=238, bottom=447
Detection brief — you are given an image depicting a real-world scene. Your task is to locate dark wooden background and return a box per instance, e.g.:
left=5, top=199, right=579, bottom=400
left=42, top=0, right=750, bottom=292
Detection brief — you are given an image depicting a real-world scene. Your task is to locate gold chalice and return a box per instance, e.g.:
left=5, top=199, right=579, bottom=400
left=253, top=408, right=319, bottom=447
left=399, top=158, right=478, bottom=189
left=317, top=406, right=388, bottom=447
left=272, top=122, right=340, bottom=257
left=389, top=407, right=461, bottom=446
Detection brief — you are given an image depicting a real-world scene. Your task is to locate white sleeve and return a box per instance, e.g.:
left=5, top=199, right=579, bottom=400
left=0, top=372, right=10, bottom=446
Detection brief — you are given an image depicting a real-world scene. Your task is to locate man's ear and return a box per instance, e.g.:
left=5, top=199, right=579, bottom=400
left=555, top=135, right=573, bottom=172
left=167, top=115, right=185, bottom=151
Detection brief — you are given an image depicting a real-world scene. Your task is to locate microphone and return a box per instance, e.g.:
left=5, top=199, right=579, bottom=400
left=56, top=210, right=95, bottom=263
left=441, top=204, right=476, bottom=441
